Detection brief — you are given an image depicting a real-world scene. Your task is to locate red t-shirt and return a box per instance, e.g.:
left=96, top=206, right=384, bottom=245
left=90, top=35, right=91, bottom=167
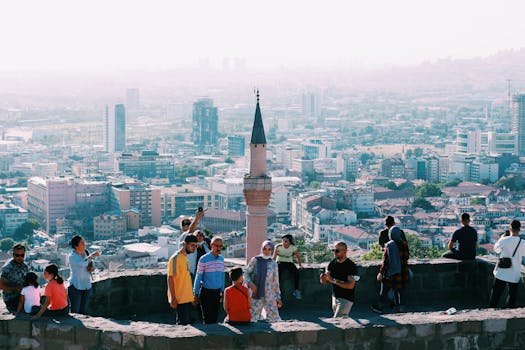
left=44, top=279, right=68, bottom=310
left=224, top=285, right=251, bottom=322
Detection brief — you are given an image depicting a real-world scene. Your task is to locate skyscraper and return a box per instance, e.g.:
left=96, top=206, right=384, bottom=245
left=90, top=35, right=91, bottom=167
left=192, top=98, right=218, bottom=153
left=243, top=91, right=272, bottom=262
left=104, top=104, right=126, bottom=153
left=512, top=94, right=525, bottom=157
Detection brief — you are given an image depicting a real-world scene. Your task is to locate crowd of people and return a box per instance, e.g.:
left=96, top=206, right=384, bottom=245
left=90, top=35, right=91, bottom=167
left=0, top=209, right=522, bottom=325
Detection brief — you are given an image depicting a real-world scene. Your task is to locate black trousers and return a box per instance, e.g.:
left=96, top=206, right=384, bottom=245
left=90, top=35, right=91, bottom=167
left=176, top=302, right=193, bottom=325
left=278, top=262, right=300, bottom=290
left=200, top=287, right=221, bottom=324
left=490, top=278, right=519, bottom=308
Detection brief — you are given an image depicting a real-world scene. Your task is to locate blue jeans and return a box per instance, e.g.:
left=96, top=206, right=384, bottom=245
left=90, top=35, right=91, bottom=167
left=68, top=285, right=91, bottom=314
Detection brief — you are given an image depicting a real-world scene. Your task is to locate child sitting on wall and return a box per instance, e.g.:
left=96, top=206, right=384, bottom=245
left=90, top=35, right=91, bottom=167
left=223, top=267, right=252, bottom=324
left=16, top=272, right=41, bottom=315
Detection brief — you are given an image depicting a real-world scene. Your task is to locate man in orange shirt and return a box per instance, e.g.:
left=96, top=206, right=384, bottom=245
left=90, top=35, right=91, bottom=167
left=168, top=235, right=198, bottom=325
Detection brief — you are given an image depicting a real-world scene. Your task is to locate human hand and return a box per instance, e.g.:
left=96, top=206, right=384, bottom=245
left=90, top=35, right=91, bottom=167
left=193, top=296, right=200, bottom=305
left=276, top=299, right=282, bottom=309
left=170, top=300, right=178, bottom=309
left=92, top=251, right=101, bottom=258
left=250, top=283, right=258, bottom=295
left=196, top=210, right=205, bottom=220
left=320, top=273, right=330, bottom=284
left=376, top=273, right=382, bottom=282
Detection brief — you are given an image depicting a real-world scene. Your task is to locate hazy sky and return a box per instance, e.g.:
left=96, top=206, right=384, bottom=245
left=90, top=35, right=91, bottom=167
left=1, top=0, right=524, bottom=71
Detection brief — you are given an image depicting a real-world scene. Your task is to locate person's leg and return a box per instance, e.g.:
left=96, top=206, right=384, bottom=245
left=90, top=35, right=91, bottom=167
left=4, top=298, right=19, bottom=313
left=251, top=298, right=264, bottom=322
left=68, top=285, right=82, bottom=314
left=43, top=306, right=69, bottom=317
left=79, top=288, right=92, bottom=315
left=208, top=289, right=221, bottom=324
left=290, top=263, right=300, bottom=291
left=489, top=278, right=506, bottom=308
left=333, top=297, right=353, bottom=317
left=264, top=297, right=282, bottom=322
left=177, top=302, right=192, bottom=325
left=507, top=282, right=519, bottom=308
left=372, top=282, right=390, bottom=313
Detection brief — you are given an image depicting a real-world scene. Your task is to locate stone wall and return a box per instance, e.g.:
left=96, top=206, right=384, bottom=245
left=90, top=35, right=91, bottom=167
left=89, top=258, right=519, bottom=318
left=2, top=307, right=525, bottom=349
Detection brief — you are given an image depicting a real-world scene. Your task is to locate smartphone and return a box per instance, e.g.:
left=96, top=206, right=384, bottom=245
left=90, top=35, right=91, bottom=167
left=198, top=207, right=203, bottom=212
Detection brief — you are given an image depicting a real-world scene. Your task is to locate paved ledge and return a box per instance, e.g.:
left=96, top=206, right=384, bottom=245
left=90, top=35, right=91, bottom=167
left=2, top=306, right=525, bottom=349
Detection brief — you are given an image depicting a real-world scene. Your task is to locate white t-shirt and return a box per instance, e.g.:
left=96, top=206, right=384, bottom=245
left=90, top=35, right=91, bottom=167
left=20, top=285, right=41, bottom=313
left=493, top=236, right=525, bottom=283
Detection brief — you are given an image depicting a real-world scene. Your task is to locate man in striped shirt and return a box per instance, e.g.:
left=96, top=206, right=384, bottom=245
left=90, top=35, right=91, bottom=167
left=193, top=236, right=225, bottom=324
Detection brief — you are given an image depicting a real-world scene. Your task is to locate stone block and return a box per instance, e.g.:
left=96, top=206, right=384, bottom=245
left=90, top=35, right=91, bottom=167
left=17, top=337, right=41, bottom=349
left=381, top=340, right=399, bottom=350
left=202, top=335, right=233, bottom=349
left=100, top=331, right=121, bottom=349
left=457, top=260, right=477, bottom=273
left=484, top=319, right=507, bottom=333
left=250, top=332, right=278, bottom=347
left=8, top=319, right=31, bottom=336
left=122, top=333, right=145, bottom=349
left=399, top=339, right=425, bottom=350
left=422, top=274, right=441, bottom=290
left=414, top=323, right=435, bottom=337
left=75, top=328, right=100, bottom=348
left=66, top=345, right=84, bottom=350
left=507, top=318, right=525, bottom=332
left=426, top=337, right=444, bottom=350
left=383, top=326, right=409, bottom=339
left=44, top=323, right=75, bottom=342
left=515, top=330, right=525, bottom=347
left=458, top=320, right=482, bottom=334
left=144, top=336, right=172, bottom=350
left=438, top=322, right=457, bottom=335
left=296, top=330, right=318, bottom=345
left=316, top=328, right=343, bottom=345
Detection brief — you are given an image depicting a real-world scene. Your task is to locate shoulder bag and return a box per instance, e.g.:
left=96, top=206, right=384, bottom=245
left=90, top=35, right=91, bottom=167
left=497, top=238, right=522, bottom=268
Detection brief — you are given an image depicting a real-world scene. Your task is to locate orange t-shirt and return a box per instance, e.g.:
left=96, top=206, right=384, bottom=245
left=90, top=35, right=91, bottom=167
left=224, top=285, right=251, bottom=322
left=44, top=279, right=68, bottom=310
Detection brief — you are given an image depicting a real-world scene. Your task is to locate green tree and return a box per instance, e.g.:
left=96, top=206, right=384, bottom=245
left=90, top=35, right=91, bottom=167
left=385, top=181, right=398, bottom=190
left=470, top=197, right=486, bottom=205
left=296, top=239, right=333, bottom=263
left=309, top=181, right=321, bottom=189
left=406, top=234, right=445, bottom=258
left=13, top=219, right=39, bottom=242
left=413, top=197, right=434, bottom=211
left=441, top=179, right=461, bottom=187
left=224, top=157, right=234, bottom=164
left=415, top=183, right=442, bottom=198
left=414, top=147, right=424, bottom=157
left=361, top=243, right=383, bottom=260
left=0, top=238, right=15, bottom=252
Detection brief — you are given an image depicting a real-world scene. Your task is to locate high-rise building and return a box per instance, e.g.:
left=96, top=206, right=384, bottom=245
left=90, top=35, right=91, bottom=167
left=109, top=182, right=161, bottom=228
left=27, top=177, right=108, bottom=233
left=244, top=91, right=272, bottom=262
left=117, top=151, right=176, bottom=183
left=227, top=135, right=245, bottom=157
left=512, top=94, right=525, bottom=156
left=192, top=98, right=218, bottom=153
left=104, top=104, right=126, bottom=153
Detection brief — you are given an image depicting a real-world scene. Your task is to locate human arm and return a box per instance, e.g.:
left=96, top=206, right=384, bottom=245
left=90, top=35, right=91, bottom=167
left=293, top=248, right=302, bottom=268
left=272, top=262, right=281, bottom=301
left=193, top=260, right=204, bottom=297
left=188, top=210, right=204, bottom=234
left=16, top=294, right=25, bottom=314
left=31, top=296, right=51, bottom=320
left=244, top=258, right=257, bottom=294
left=448, top=239, right=455, bottom=251
left=167, top=276, right=178, bottom=309
left=272, top=246, right=279, bottom=260
left=377, top=249, right=388, bottom=281
left=328, top=275, right=355, bottom=290
left=223, top=289, right=229, bottom=313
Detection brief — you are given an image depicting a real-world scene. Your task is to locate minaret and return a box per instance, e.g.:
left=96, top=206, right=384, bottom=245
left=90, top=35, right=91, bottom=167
left=244, top=90, right=272, bottom=263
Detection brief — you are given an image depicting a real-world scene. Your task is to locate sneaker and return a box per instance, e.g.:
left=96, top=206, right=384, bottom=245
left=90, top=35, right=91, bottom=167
left=293, top=290, right=302, bottom=300
left=371, top=304, right=383, bottom=314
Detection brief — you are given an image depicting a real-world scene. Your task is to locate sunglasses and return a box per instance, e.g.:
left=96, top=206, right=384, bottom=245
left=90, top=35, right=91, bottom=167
left=214, top=244, right=223, bottom=248
left=331, top=249, right=343, bottom=253
left=14, top=254, right=25, bottom=258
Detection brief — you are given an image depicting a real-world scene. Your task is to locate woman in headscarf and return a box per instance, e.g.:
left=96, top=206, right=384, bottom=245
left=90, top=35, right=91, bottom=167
left=371, top=226, right=410, bottom=314
left=244, top=240, right=282, bottom=322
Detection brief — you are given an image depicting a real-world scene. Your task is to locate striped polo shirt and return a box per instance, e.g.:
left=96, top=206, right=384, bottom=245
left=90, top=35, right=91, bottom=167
left=193, top=252, right=225, bottom=295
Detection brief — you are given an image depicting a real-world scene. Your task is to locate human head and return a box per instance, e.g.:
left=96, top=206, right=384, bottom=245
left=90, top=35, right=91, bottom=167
left=180, top=217, right=192, bottom=231
left=229, top=267, right=243, bottom=284
left=71, top=235, right=85, bottom=251
left=13, top=244, right=26, bottom=264
left=385, top=216, right=395, bottom=228
left=388, top=226, right=402, bottom=242
left=195, top=230, right=205, bottom=242
left=44, top=264, right=63, bottom=284
left=211, top=236, right=223, bottom=255
left=282, top=234, right=294, bottom=247
left=24, top=272, right=39, bottom=288
left=461, top=213, right=470, bottom=226
left=261, top=240, right=274, bottom=257
left=332, top=241, right=347, bottom=258
left=511, top=220, right=521, bottom=234
left=183, top=234, right=198, bottom=254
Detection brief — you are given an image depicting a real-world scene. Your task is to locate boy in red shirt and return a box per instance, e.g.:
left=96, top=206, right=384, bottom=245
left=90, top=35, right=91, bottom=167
left=223, top=267, right=251, bottom=324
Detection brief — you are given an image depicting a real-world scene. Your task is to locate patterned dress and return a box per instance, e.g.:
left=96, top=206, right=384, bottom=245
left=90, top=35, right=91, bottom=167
left=244, top=256, right=281, bottom=322
left=1, top=260, right=29, bottom=310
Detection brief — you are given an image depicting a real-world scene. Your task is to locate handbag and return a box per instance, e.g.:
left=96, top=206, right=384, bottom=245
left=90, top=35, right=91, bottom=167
left=497, top=238, right=522, bottom=269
